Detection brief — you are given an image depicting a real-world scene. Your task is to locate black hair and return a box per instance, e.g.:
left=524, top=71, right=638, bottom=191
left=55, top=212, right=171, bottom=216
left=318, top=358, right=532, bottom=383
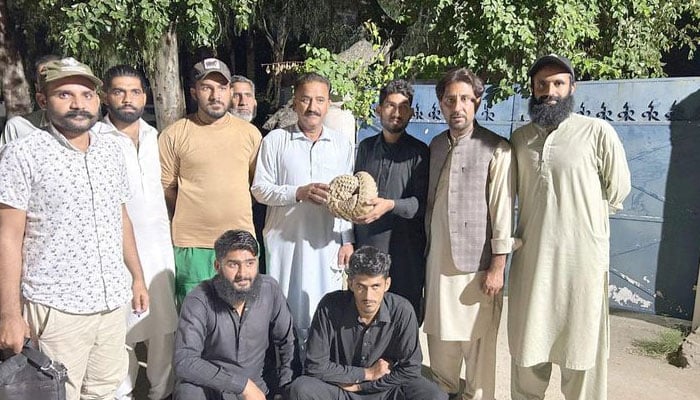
left=294, top=72, right=332, bottom=95
left=435, top=67, right=485, bottom=100
left=347, top=246, right=391, bottom=278
left=379, top=79, right=414, bottom=106
left=214, top=230, right=259, bottom=260
left=103, top=64, right=148, bottom=91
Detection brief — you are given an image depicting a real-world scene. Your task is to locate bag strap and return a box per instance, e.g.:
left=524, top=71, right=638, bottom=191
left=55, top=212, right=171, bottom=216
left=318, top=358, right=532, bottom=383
left=21, top=342, right=68, bottom=382
left=21, top=346, right=52, bottom=369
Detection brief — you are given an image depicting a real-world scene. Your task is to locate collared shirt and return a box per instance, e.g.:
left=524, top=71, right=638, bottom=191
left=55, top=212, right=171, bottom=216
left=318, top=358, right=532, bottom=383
left=304, top=290, right=423, bottom=394
left=102, top=116, right=178, bottom=341
left=250, top=124, right=354, bottom=330
left=508, top=113, right=631, bottom=369
left=354, top=131, right=429, bottom=247
left=174, top=275, right=295, bottom=395
left=0, top=124, right=132, bottom=314
left=0, top=110, right=46, bottom=147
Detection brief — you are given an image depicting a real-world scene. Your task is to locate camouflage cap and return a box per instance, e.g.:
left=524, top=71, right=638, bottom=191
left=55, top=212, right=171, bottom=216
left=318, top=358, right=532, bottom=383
left=39, top=57, right=103, bottom=90
left=192, top=58, right=232, bottom=83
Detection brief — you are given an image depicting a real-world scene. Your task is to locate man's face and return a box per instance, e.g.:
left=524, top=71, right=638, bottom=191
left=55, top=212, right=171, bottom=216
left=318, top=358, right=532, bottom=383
left=293, top=81, right=330, bottom=133
left=37, top=76, right=100, bottom=137
left=349, top=274, right=391, bottom=317
left=231, top=82, right=257, bottom=122
left=214, top=249, right=259, bottom=293
left=531, top=64, right=575, bottom=102
left=191, top=73, right=232, bottom=121
left=529, top=64, right=575, bottom=127
left=103, top=76, right=146, bottom=124
left=439, top=81, right=480, bottom=135
left=377, top=93, right=412, bottom=135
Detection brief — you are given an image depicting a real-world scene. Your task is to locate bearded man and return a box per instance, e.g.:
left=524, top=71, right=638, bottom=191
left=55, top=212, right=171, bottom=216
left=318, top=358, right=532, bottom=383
left=352, top=80, right=429, bottom=321
left=159, top=58, right=263, bottom=305
left=101, top=65, right=179, bottom=400
left=508, top=54, right=631, bottom=400
left=230, top=75, right=258, bottom=122
left=174, top=229, right=295, bottom=400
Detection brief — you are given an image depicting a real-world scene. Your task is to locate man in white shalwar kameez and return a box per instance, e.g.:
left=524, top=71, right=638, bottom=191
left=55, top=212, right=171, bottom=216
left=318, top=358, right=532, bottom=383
left=101, top=65, right=179, bottom=400
left=508, top=54, right=631, bottom=400
left=251, top=72, right=354, bottom=339
left=424, top=68, right=518, bottom=400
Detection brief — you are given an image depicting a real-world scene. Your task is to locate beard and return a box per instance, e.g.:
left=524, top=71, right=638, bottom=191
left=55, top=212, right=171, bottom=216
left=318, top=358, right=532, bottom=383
left=381, top=117, right=409, bottom=135
left=48, top=109, right=98, bottom=137
left=106, top=103, right=144, bottom=124
left=231, top=108, right=255, bottom=122
left=201, top=100, right=230, bottom=120
left=211, top=273, right=262, bottom=306
left=528, top=94, right=574, bottom=128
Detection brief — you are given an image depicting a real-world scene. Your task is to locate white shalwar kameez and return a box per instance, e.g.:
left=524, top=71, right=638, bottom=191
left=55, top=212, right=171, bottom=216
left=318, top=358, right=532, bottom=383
left=103, top=117, right=178, bottom=400
left=251, top=124, right=354, bottom=332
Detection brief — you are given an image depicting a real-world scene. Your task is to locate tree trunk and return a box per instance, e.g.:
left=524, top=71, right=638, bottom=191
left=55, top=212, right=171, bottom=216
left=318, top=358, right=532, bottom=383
left=146, top=24, right=185, bottom=130
left=0, top=0, right=31, bottom=118
left=266, top=46, right=284, bottom=109
left=246, top=28, right=255, bottom=80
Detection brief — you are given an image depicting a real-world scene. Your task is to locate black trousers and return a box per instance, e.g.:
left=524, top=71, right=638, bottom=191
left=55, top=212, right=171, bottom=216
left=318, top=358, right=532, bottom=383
left=288, top=375, right=447, bottom=400
left=174, top=381, right=282, bottom=400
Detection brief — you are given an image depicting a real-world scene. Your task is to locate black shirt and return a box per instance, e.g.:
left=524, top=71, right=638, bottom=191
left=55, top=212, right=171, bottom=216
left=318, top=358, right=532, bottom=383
left=174, top=275, right=295, bottom=395
left=304, top=290, right=423, bottom=393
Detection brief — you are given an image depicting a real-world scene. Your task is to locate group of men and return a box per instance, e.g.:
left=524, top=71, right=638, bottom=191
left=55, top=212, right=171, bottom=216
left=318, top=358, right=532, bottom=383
left=0, top=51, right=630, bottom=400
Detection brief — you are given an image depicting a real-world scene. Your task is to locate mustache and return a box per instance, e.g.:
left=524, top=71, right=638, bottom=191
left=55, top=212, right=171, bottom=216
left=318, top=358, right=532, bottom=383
left=64, top=110, right=95, bottom=119
left=304, top=110, right=322, bottom=117
left=534, top=95, right=563, bottom=105
left=118, top=105, right=138, bottom=111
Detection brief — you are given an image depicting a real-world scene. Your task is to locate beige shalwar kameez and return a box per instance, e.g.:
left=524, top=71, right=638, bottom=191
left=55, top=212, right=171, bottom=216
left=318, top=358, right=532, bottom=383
left=424, top=133, right=516, bottom=400
left=508, top=113, right=631, bottom=400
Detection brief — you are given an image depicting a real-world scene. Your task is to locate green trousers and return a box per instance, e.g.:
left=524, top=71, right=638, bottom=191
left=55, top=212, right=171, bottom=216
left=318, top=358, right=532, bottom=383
left=174, top=246, right=216, bottom=307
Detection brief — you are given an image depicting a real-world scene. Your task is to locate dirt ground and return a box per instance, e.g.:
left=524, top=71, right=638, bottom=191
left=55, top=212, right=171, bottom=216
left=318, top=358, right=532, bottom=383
left=135, top=299, right=700, bottom=399
left=419, top=300, right=700, bottom=399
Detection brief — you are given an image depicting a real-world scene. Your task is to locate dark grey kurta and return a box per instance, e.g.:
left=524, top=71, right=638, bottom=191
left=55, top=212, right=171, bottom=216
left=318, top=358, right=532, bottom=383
left=354, top=132, right=429, bottom=317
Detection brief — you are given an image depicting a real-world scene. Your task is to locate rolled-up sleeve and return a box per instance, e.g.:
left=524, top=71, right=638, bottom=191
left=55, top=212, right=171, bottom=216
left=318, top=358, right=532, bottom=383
left=488, top=140, right=520, bottom=254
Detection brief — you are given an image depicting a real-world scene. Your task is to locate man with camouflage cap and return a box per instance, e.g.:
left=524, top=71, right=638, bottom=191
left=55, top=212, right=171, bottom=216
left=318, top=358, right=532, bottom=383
left=159, top=58, right=262, bottom=305
left=0, top=57, right=149, bottom=400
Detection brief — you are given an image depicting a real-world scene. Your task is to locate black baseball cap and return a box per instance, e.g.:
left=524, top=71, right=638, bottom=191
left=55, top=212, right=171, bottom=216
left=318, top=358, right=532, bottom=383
left=528, top=54, right=575, bottom=81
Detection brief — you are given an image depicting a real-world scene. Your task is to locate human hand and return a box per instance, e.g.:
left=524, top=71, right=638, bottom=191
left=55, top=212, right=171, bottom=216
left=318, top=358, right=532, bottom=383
left=296, top=183, right=330, bottom=205
left=481, top=255, right=506, bottom=296
left=353, top=198, right=395, bottom=225
left=364, top=358, right=391, bottom=381
left=241, top=379, right=266, bottom=400
left=0, top=313, right=29, bottom=354
left=337, top=243, right=354, bottom=268
left=131, top=280, right=149, bottom=313
left=338, top=383, right=361, bottom=392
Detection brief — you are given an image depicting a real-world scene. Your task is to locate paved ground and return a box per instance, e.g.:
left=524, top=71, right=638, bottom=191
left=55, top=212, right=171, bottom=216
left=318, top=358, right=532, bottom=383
left=135, top=299, right=700, bottom=399
left=419, top=300, right=700, bottom=399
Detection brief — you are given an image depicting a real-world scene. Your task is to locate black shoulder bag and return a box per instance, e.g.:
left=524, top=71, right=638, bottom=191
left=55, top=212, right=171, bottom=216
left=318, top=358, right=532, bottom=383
left=0, top=341, right=67, bottom=400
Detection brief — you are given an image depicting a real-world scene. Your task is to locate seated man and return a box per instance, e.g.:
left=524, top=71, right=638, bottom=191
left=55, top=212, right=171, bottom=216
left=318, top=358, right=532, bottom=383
left=174, top=229, right=295, bottom=400
left=289, top=246, right=447, bottom=400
